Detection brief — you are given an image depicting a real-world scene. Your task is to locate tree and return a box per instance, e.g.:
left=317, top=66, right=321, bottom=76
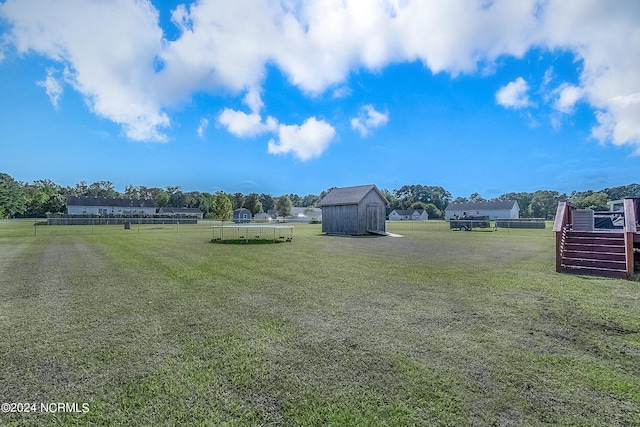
left=184, top=191, right=201, bottom=208
left=71, top=181, right=89, bottom=196
left=288, top=193, right=302, bottom=207
left=231, top=193, right=245, bottom=209
left=259, top=193, right=275, bottom=213
left=244, top=193, right=263, bottom=215
left=23, top=179, right=65, bottom=216
left=529, top=190, right=565, bottom=219
left=412, top=202, right=441, bottom=219
left=154, top=191, right=170, bottom=208
left=468, top=192, right=485, bottom=203
left=300, top=194, right=320, bottom=207
left=212, top=192, right=233, bottom=220
left=381, top=188, right=401, bottom=210
left=198, top=192, right=215, bottom=218
left=0, top=173, right=26, bottom=218
left=87, top=181, right=119, bottom=198
left=393, top=185, right=452, bottom=211
left=123, top=185, right=140, bottom=199
left=572, top=192, right=609, bottom=211
left=275, top=195, right=292, bottom=217
left=497, top=192, right=534, bottom=218
left=602, top=183, right=640, bottom=200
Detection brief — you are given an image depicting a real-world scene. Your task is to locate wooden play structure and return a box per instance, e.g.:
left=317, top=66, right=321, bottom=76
left=554, top=198, right=639, bottom=279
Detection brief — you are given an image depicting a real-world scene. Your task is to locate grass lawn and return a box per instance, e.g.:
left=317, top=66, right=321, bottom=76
left=0, top=220, right=639, bottom=426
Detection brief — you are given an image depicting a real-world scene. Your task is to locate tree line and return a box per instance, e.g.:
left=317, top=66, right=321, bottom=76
left=1, top=172, right=639, bottom=220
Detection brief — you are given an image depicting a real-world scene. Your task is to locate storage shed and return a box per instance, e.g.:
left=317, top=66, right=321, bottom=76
left=233, top=208, right=252, bottom=223
left=317, top=184, right=388, bottom=235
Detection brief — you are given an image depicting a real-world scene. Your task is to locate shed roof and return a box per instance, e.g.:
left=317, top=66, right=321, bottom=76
left=66, top=196, right=155, bottom=208
left=317, top=184, right=387, bottom=207
left=444, top=200, right=517, bottom=211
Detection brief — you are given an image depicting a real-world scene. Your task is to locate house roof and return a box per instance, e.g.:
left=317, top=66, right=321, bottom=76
left=66, top=196, right=155, bottom=208
left=444, top=200, right=517, bottom=211
left=391, top=209, right=416, bottom=216
left=317, top=184, right=387, bottom=207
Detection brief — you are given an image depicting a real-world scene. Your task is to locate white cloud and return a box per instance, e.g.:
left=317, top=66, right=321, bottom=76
left=610, top=93, right=640, bottom=107
left=553, top=83, right=583, bottom=114
left=496, top=77, right=532, bottom=109
left=36, top=67, right=63, bottom=109
left=268, top=118, right=336, bottom=161
left=197, top=118, right=209, bottom=138
left=1, top=0, right=639, bottom=151
left=1, top=0, right=168, bottom=141
left=332, top=86, right=352, bottom=99
left=351, top=105, right=389, bottom=137
left=217, top=89, right=278, bottom=137
left=536, top=0, right=640, bottom=149
left=242, top=89, right=264, bottom=114
left=218, top=109, right=278, bottom=138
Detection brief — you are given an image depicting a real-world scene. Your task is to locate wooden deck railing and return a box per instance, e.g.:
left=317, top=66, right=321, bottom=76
left=554, top=201, right=576, bottom=273
left=553, top=199, right=638, bottom=279
left=623, top=199, right=637, bottom=278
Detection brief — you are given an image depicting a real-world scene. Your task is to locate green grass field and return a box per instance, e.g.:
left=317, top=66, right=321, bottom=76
left=1, top=220, right=638, bottom=426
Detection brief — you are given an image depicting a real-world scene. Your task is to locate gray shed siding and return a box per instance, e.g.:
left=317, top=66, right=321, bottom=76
left=358, top=189, right=386, bottom=234
left=321, top=204, right=359, bottom=234
left=319, top=186, right=386, bottom=235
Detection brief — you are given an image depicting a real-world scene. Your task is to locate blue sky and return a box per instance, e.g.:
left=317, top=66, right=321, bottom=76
left=1, top=0, right=639, bottom=199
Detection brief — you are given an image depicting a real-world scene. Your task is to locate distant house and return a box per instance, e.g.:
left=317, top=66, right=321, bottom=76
left=66, top=196, right=156, bottom=216
left=389, top=209, right=428, bottom=221
left=444, top=200, right=519, bottom=220
left=290, top=207, right=323, bottom=222
left=158, top=207, right=203, bottom=219
left=233, top=208, right=252, bottom=223
left=253, top=212, right=271, bottom=223
left=317, top=184, right=388, bottom=235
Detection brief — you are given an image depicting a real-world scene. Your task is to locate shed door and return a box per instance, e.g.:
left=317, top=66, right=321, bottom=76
left=366, top=204, right=379, bottom=231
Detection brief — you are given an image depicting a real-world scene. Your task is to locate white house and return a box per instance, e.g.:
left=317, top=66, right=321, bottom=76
left=290, top=207, right=323, bottom=222
left=66, top=196, right=156, bottom=216
left=389, top=209, right=428, bottom=221
left=445, top=200, right=519, bottom=220
left=253, top=212, right=271, bottom=222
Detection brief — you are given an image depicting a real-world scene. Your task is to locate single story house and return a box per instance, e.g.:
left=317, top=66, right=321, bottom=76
left=317, top=184, right=387, bottom=235
left=389, top=209, right=428, bottom=221
left=66, top=196, right=156, bottom=216
left=233, top=208, right=252, bottom=223
left=158, top=207, right=204, bottom=219
left=444, top=200, right=519, bottom=220
left=253, top=212, right=271, bottom=222
left=290, top=207, right=322, bottom=222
